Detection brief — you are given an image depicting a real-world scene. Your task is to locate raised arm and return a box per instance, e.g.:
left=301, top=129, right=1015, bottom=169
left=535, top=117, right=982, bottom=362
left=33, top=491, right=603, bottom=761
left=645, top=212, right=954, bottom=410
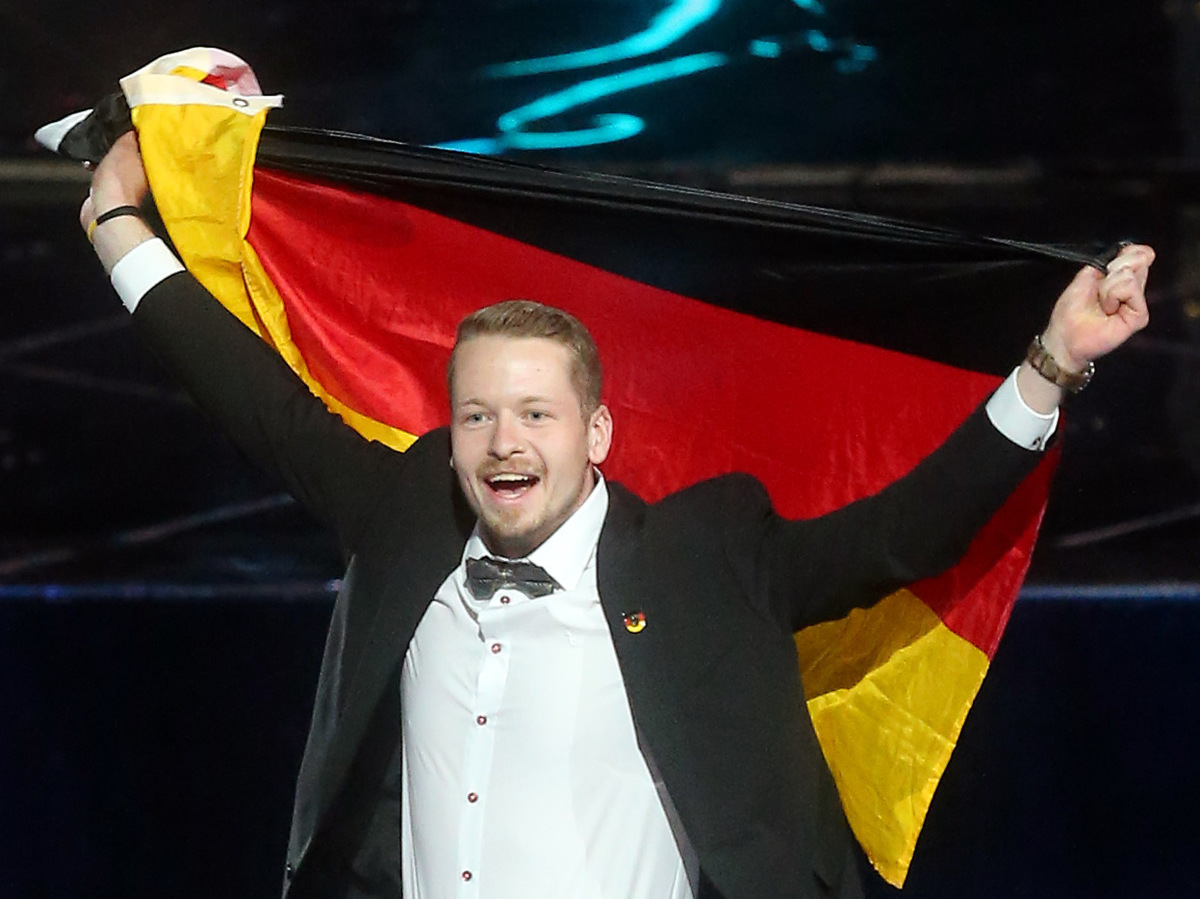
left=757, top=245, right=1154, bottom=631
left=81, top=132, right=402, bottom=552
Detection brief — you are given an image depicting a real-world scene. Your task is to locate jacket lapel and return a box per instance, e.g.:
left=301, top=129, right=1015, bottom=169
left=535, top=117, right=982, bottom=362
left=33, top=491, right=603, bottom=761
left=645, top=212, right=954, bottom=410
left=597, top=484, right=710, bottom=884
left=595, top=484, right=677, bottom=754
left=596, top=482, right=649, bottom=658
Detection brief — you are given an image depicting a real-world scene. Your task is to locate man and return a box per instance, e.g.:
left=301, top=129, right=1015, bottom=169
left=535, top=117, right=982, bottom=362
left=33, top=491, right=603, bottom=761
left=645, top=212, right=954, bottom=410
left=82, top=132, right=1152, bottom=899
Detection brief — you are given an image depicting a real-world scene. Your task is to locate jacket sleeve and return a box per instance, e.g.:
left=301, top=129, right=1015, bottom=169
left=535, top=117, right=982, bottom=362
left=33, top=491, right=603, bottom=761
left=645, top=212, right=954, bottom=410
left=131, top=270, right=402, bottom=554
left=725, top=402, right=1045, bottom=633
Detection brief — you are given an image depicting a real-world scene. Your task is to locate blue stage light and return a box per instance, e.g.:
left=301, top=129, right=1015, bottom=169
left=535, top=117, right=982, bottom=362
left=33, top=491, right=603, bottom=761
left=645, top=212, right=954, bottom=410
left=748, top=39, right=784, bottom=58
left=485, top=0, right=722, bottom=78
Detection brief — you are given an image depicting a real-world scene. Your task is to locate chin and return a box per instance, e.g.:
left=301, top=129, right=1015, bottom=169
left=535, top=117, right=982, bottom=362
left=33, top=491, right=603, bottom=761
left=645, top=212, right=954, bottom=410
left=480, top=515, right=543, bottom=556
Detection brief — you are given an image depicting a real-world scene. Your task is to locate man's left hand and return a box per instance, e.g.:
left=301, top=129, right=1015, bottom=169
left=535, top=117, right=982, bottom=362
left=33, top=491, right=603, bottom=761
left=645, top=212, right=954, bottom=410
left=1017, top=243, right=1154, bottom=412
left=1042, top=242, right=1154, bottom=372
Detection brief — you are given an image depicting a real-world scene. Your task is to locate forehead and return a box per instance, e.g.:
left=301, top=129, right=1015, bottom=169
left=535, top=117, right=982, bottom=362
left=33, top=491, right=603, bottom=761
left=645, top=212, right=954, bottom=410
left=451, top=335, right=575, bottom=401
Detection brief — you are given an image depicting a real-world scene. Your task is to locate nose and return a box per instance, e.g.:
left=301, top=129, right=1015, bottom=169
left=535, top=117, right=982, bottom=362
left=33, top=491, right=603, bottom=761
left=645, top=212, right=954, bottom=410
left=488, top=411, right=524, bottom=459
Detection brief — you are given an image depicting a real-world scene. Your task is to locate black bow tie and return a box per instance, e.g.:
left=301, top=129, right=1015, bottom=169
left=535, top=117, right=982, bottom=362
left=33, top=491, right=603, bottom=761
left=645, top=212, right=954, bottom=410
left=465, top=556, right=560, bottom=601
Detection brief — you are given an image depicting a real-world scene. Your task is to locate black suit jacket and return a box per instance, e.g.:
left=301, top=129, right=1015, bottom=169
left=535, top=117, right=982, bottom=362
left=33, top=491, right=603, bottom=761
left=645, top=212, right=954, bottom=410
left=133, top=271, right=1043, bottom=899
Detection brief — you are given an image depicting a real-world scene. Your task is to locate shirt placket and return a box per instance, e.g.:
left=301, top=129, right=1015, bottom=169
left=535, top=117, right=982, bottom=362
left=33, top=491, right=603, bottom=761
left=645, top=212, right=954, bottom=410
left=456, top=589, right=519, bottom=894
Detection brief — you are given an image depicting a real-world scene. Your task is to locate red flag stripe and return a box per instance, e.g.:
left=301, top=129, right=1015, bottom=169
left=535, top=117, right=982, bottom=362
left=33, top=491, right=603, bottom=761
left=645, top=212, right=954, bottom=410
left=248, top=167, right=1046, bottom=656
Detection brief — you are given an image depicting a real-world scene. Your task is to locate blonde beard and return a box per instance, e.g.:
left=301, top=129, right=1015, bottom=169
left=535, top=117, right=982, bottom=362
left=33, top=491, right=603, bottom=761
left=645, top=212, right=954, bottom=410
left=476, top=505, right=553, bottom=558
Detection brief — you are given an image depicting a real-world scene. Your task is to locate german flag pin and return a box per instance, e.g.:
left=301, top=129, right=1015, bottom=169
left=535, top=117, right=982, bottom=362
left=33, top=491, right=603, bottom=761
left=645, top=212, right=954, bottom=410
left=622, top=611, right=646, bottom=634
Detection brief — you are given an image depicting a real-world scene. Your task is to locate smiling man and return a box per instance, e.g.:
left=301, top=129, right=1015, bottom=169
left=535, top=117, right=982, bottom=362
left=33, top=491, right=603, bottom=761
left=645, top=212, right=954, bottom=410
left=448, top=308, right=613, bottom=559
left=80, top=132, right=1153, bottom=899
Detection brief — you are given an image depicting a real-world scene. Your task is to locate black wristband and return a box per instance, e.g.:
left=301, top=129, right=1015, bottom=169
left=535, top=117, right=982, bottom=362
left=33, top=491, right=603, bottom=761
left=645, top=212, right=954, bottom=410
left=94, top=205, right=142, bottom=226
left=87, top=204, right=143, bottom=243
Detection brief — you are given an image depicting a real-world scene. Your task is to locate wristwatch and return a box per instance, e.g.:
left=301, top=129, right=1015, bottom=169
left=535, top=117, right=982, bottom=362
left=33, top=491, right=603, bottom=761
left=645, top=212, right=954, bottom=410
left=1025, top=334, right=1094, bottom=394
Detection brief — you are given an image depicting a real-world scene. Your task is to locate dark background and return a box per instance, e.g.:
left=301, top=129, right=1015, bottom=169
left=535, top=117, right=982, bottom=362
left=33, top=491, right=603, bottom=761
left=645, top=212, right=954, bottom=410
left=3, top=2, right=1199, bottom=897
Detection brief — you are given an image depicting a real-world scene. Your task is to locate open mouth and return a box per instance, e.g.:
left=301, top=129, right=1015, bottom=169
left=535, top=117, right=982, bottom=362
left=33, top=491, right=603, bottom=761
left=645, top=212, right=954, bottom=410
left=484, top=472, right=540, bottom=498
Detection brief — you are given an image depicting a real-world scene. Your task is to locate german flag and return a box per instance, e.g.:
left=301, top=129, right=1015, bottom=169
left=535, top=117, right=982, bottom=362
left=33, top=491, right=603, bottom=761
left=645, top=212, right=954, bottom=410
left=54, top=49, right=1103, bottom=886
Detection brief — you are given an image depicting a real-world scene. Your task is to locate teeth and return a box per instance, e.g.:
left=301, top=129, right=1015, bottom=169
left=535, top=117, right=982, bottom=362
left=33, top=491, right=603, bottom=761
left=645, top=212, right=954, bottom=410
left=489, top=473, right=533, bottom=483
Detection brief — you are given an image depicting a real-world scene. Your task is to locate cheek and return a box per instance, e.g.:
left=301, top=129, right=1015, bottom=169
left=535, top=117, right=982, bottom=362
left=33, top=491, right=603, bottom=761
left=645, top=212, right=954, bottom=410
left=545, top=437, right=590, bottom=485
left=450, top=428, right=479, bottom=469
left=449, top=455, right=480, bottom=509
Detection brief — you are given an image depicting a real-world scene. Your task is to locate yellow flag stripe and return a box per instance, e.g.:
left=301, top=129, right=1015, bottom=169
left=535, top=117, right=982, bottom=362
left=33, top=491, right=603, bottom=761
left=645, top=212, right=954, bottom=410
left=796, top=587, right=942, bottom=697
left=802, top=597, right=989, bottom=886
left=130, top=79, right=417, bottom=454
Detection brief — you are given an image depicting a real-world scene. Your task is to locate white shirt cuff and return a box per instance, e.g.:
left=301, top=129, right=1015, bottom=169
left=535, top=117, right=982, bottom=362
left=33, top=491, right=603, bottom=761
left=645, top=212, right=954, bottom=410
left=986, top=366, right=1059, bottom=451
left=109, top=238, right=186, bottom=313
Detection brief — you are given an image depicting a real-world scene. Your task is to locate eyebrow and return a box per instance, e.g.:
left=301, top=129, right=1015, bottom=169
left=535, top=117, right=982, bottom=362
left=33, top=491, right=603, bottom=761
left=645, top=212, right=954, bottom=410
left=454, top=394, right=562, bottom=409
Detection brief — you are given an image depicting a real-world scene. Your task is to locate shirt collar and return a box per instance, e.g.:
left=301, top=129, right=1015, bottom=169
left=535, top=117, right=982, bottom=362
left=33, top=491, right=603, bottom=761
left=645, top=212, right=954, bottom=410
left=462, top=472, right=608, bottom=592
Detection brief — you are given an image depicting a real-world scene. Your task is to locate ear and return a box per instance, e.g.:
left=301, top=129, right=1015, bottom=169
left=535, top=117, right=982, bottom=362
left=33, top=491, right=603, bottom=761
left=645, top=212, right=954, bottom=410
left=587, top=404, right=613, bottom=465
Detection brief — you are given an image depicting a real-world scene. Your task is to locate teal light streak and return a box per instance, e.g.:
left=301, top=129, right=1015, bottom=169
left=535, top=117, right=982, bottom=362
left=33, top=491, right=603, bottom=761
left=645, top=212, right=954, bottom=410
left=438, top=51, right=728, bottom=153
left=495, top=51, right=727, bottom=149
left=505, top=113, right=645, bottom=150
left=805, top=30, right=831, bottom=52
left=434, top=1, right=876, bottom=155
left=485, top=0, right=722, bottom=78
left=838, top=43, right=878, bottom=73
left=748, top=39, right=783, bottom=58
left=433, top=137, right=507, bottom=154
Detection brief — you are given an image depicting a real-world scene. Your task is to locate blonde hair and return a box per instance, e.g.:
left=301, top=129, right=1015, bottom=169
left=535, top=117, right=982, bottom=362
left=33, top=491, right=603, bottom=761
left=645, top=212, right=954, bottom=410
left=449, top=300, right=603, bottom=417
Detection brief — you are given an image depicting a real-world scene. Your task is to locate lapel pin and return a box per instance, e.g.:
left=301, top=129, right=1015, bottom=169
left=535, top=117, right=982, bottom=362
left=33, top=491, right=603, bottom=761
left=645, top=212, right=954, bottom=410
left=622, top=611, right=646, bottom=634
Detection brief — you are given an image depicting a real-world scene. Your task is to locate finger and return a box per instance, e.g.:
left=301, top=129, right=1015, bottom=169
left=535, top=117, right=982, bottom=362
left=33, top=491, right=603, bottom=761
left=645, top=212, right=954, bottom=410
left=1107, top=244, right=1155, bottom=277
left=1098, top=272, right=1137, bottom=316
left=1099, top=274, right=1151, bottom=331
left=1064, top=263, right=1103, bottom=299
left=1103, top=268, right=1139, bottom=292
left=1125, top=243, right=1155, bottom=265
left=1125, top=299, right=1150, bottom=331
left=1130, top=246, right=1155, bottom=289
left=1119, top=281, right=1151, bottom=330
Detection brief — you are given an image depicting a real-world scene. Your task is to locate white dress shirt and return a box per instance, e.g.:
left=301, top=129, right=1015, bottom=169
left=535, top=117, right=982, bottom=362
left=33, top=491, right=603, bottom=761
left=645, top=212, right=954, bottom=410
left=401, top=477, right=697, bottom=898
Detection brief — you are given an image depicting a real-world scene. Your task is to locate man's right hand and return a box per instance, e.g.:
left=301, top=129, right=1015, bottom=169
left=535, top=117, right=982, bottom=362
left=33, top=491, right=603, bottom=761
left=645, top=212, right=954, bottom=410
left=80, top=131, right=156, bottom=273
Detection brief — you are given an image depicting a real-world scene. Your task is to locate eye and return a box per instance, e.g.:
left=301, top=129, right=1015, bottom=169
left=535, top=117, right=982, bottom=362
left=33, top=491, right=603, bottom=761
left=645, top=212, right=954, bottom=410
left=461, top=411, right=488, bottom=426
left=525, top=410, right=550, bottom=422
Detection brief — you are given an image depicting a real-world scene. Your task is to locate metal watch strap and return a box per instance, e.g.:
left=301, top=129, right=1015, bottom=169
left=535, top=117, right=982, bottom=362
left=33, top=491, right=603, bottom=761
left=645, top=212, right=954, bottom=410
left=1025, top=334, right=1095, bottom=394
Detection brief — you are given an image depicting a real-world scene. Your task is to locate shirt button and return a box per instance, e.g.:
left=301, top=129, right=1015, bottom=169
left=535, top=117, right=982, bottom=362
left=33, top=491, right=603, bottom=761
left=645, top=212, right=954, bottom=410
left=490, top=642, right=502, bottom=654
left=500, top=595, right=510, bottom=604
left=476, top=715, right=487, bottom=725
left=462, top=870, right=473, bottom=881
left=468, top=792, right=478, bottom=803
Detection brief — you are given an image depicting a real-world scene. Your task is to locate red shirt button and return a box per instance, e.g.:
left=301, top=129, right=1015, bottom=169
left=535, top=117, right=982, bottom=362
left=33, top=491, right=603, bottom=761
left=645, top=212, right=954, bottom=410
left=491, top=643, right=502, bottom=653
left=500, top=596, right=510, bottom=604
left=468, top=792, right=478, bottom=803
left=462, top=870, right=472, bottom=881
left=476, top=715, right=487, bottom=725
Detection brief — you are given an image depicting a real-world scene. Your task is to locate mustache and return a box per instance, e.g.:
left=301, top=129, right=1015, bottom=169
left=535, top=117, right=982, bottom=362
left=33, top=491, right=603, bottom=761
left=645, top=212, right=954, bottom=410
left=477, top=464, right=543, bottom=480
